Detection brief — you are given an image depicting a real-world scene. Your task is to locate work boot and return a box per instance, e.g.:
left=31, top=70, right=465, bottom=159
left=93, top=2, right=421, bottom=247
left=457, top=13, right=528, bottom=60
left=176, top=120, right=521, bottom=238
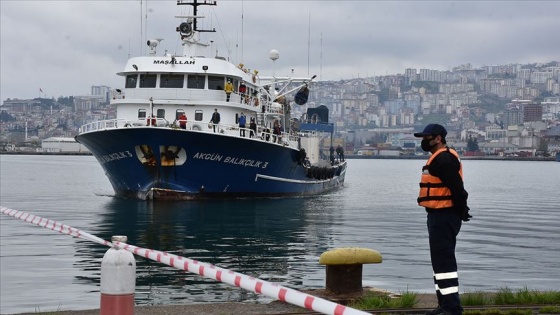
left=425, top=306, right=443, bottom=315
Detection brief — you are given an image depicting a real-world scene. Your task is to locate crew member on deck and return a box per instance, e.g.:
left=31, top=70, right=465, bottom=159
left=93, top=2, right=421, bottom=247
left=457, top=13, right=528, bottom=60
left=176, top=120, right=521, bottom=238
left=249, top=118, right=257, bottom=138
left=210, top=109, right=221, bottom=133
left=336, top=145, right=345, bottom=162
left=224, top=79, right=234, bottom=102
left=239, top=112, right=246, bottom=137
left=147, top=115, right=156, bottom=126
left=273, top=120, right=282, bottom=144
left=239, top=80, right=247, bottom=103
left=178, top=113, right=187, bottom=129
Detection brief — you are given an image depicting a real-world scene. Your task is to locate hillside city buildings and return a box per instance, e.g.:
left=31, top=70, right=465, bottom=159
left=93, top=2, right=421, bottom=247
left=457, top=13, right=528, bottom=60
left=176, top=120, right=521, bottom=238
left=1, top=61, right=559, bottom=157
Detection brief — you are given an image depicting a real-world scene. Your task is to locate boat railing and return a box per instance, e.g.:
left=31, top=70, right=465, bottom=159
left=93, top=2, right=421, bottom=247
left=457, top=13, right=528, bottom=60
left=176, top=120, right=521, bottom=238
left=120, top=89, right=225, bottom=102
left=78, top=119, right=129, bottom=133
left=205, top=122, right=299, bottom=148
left=78, top=118, right=300, bottom=149
left=115, top=88, right=263, bottom=105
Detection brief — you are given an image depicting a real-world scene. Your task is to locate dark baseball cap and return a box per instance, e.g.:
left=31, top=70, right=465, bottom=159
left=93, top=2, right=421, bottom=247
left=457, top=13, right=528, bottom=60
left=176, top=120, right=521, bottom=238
left=414, top=124, right=447, bottom=138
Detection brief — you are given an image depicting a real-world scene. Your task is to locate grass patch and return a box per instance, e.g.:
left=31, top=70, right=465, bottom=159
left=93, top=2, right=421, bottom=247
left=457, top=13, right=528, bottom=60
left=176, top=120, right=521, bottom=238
left=461, top=287, right=560, bottom=307
left=465, top=309, right=532, bottom=315
left=494, top=287, right=560, bottom=305
left=539, top=306, right=560, bottom=314
left=348, top=290, right=417, bottom=310
left=462, top=291, right=494, bottom=306
left=351, top=287, right=560, bottom=311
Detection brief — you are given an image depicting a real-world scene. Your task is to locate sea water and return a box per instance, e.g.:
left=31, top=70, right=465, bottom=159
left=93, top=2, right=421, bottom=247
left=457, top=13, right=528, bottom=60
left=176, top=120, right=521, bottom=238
left=1, top=155, right=559, bottom=314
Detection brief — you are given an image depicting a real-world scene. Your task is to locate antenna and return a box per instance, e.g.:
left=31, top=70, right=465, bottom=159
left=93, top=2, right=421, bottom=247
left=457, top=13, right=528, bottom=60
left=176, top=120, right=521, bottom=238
left=140, top=0, right=143, bottom=55
left=241, top=0, right=244, bottom=63
left=269, top=49, right=279, bottom=77
left=320, top=32, right=323, bottom=81
left=177, top=0, right=217, bottom=33
left=307, top=9, right=311, bottom=75
left=144, top=0, right=148, bottom=55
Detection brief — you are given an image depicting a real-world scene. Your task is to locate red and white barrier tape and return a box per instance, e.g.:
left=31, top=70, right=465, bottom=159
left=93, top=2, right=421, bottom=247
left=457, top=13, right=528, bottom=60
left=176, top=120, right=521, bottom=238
left=1, top=207, right=371, bottom=315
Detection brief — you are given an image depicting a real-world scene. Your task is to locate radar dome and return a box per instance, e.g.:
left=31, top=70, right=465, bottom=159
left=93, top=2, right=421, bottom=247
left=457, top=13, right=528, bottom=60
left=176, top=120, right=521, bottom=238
left=269, top=49, right=279, bottom=61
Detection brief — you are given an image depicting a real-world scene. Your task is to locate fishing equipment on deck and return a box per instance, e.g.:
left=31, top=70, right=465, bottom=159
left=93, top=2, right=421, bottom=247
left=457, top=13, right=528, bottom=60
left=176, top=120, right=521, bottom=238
left=294, top=85, right=309, bottom=105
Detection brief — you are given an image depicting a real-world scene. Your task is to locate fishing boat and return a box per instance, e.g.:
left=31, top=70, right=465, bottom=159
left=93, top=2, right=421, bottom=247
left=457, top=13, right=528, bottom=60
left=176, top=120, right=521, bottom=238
left=75, top=0, right=346, bottom=200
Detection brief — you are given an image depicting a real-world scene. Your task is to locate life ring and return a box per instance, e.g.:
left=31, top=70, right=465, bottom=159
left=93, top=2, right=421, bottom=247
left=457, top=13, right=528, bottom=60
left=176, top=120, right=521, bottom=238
left=192, top=124, right=202, bottom=131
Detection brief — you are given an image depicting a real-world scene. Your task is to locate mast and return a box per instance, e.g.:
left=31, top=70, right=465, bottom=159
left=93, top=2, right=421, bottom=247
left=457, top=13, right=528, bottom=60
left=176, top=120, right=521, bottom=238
left=176, top=0, right=217, bottom=57
left=177, top=0, right=217, bottom=33
left=307, top=10, right=311, bottom=75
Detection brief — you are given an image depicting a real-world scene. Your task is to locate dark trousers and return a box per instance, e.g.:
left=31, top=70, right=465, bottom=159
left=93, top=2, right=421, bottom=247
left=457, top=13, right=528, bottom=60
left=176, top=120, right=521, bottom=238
left=427, top=210, right=463, bottom=315
left=240, top=125, right=246, bottom=137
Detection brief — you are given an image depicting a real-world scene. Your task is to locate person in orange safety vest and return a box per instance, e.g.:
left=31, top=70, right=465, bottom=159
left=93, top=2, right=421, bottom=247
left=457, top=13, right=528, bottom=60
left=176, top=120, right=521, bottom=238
left=414, top=123, right=472, bottom=315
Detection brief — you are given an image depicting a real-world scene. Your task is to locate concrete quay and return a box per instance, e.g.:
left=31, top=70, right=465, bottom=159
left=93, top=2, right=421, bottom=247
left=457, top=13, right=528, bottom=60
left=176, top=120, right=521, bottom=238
left=13, top=291, right=441, bottom=315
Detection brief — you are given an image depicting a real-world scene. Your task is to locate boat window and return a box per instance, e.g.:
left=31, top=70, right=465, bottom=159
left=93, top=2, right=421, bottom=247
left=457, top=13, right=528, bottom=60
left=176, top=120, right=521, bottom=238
left=187, top=74, right=205, bottom=89
left=138, top=109, right=147, bottom=118
left=139, top=74, right=157, bottom=88
left=194, top=110, right=203, bottom=121
left=160, top=74, right=184, bottom=88
left=176, top=109, right=185, bottom=120
left=156, top=109, right=165, bottom=118
left=126, top=75, right=138, bottom=88
left=208, top=76, right=224, bottom=91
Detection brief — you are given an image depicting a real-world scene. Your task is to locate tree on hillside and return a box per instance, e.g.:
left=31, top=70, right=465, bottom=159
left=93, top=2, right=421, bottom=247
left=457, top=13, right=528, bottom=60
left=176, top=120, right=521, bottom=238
left=494, top=118, right=504, bottom=129
left=0, top=111, right=16, bottom=122
left=467, top=135, right=479, bottom=152
left=411, top=81, right=439, bottom=93
left=57, top=96, right=74, bottom=106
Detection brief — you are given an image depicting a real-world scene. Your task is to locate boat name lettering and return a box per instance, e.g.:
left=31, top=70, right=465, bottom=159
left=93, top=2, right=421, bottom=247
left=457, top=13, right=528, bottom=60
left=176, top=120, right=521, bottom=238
left=224, top=156, right=268, bottom=168
left=193, top=152, right=223, bottom=161
left=193, top=152, right=268, bottom=168
left=100, top=151, right=133, bottom=163
left=153, top=60, right=195, bottom=65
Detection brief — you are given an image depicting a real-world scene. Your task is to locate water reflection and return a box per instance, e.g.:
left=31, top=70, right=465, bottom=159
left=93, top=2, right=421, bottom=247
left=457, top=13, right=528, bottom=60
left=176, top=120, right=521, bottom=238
left=72, top=197, right=340, bottom=305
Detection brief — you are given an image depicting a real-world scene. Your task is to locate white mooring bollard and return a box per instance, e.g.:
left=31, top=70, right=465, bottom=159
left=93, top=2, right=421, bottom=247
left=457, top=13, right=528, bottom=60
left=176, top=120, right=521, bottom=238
left=100, top=235, right=136, bottom=315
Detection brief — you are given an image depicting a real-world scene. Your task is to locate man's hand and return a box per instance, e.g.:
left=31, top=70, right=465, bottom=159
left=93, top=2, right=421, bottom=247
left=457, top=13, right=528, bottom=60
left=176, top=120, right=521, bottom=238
left=462, top=206, right=472, bottom=222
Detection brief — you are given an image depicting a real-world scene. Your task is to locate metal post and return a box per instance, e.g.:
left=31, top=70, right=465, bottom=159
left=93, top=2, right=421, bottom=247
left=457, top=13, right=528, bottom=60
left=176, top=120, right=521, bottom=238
left=100, top=236, right=136, bottom=315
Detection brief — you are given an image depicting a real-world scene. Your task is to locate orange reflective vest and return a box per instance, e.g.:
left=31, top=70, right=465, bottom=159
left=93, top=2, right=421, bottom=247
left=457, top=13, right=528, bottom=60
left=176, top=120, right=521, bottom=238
left=418, top=147, right=463, bottom=209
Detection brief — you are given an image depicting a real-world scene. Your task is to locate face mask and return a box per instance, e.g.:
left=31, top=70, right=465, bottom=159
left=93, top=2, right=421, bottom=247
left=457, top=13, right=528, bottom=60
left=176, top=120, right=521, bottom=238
left=421, top=139, right=435, bottom=152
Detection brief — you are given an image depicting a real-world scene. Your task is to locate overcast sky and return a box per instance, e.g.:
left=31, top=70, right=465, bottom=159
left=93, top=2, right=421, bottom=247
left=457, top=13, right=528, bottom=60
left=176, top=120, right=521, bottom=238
left=1, top=0, right=559, bottom=101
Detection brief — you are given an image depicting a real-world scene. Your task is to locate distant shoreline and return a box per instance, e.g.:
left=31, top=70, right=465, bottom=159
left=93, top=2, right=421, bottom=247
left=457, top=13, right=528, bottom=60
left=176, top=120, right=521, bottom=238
left=1, top=151, right=556, bottom=161
left=0, top=151, right=92, bottom=156
left=345, top=155, right=557, bottom=161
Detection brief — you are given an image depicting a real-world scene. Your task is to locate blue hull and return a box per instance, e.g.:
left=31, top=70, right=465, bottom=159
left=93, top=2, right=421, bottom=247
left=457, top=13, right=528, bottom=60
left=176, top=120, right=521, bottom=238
left=76, top=128, right=346, bottom=200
